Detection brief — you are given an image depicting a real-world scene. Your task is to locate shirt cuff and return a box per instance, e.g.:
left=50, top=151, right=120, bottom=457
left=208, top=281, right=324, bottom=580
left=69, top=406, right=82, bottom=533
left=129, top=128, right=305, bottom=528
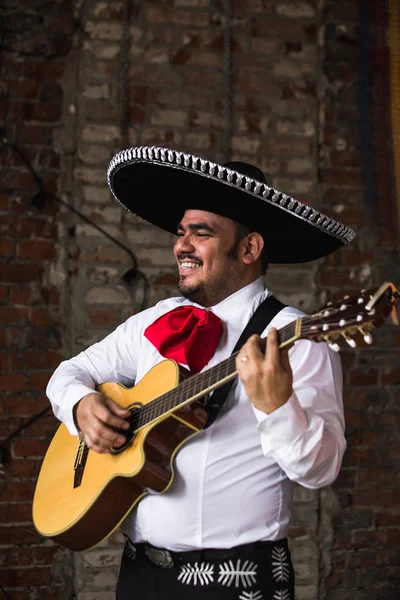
left=253, top=392, right=308, bottom=455
left=55, top=385, right=101, bottom=436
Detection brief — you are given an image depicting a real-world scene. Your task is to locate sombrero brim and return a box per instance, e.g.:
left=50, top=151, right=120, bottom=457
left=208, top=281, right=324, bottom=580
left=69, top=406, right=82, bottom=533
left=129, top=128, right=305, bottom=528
left=107, top=146, right=356, bottom=264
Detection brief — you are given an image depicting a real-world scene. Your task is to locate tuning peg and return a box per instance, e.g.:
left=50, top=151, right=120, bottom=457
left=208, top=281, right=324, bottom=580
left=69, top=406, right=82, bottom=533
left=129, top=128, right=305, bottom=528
left=358, top=326, right=373, bottom=344
left=324, top=335, right=341, bottom=352
left=341, top=332, right=357, bottom=348
left=328, top=342, right=341, bottom=352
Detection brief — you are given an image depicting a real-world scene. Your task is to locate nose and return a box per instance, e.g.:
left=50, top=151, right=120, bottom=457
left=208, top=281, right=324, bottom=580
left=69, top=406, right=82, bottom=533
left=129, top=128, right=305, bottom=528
left=174, top=232, right=194, bottom=254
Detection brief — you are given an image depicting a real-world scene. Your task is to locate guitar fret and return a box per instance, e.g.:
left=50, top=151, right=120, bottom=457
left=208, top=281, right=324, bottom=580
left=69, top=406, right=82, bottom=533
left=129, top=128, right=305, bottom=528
left=131, top=319, right=302, bottom=430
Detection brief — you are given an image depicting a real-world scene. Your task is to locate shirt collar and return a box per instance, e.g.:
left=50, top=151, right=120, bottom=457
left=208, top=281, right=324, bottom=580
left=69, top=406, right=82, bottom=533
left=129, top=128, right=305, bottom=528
left=209, top=276, right=268, bottom=321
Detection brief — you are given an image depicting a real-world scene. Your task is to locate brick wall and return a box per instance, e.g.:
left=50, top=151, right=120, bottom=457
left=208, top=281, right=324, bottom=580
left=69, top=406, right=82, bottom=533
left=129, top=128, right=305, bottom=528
left=0, top=2, right=76, bottom=598
left=319, top=2, right=400, bottom=599
left=0, top=1, right=398, bottom=599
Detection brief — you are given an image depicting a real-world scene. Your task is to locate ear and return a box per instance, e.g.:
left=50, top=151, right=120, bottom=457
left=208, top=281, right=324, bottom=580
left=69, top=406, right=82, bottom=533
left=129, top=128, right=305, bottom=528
left=241, top=232, right=265, bottom=265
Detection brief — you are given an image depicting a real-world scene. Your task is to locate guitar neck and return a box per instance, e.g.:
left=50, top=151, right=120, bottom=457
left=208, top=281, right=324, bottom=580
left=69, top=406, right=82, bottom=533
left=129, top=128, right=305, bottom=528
left=132, top=319, right=300, bottom=430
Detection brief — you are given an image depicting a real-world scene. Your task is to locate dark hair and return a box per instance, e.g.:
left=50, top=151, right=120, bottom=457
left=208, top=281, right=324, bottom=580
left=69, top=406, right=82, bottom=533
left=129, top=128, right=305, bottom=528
left=234, top=223, right=269, bottom=273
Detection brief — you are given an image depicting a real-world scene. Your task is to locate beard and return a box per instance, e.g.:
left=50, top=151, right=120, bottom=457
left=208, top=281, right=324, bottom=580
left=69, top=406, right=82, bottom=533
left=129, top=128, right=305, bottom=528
left=178, top=238, right=242, bottom=307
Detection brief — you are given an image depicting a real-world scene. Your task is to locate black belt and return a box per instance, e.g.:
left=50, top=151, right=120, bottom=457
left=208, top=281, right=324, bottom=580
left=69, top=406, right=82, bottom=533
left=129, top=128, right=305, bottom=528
left=130, top=539, right=288, bottom=570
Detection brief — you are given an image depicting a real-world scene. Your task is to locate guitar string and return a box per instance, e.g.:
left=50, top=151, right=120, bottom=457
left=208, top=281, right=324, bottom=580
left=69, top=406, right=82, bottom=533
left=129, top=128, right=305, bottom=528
left=136, top=306, right=372, bottom=430
left=131, top=321, right=297, bottom=427
left=126, top=312, right=366, bottom=431
left=78, top=307, right=368, bottom=457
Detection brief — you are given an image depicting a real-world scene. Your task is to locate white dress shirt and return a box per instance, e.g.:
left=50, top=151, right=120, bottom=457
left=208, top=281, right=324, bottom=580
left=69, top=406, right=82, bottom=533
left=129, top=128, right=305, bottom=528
left=46, top=277, right=346, bottom=551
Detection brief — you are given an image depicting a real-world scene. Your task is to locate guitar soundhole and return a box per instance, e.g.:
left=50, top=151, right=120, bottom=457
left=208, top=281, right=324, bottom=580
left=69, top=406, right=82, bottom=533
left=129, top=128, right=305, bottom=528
left=109, top=402, right=142, bottom=456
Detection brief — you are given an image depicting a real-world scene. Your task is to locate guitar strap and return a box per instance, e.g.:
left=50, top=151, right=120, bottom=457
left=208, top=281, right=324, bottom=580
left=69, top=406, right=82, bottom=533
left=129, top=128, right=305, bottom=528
left=204, top=295, right=287, bottom=428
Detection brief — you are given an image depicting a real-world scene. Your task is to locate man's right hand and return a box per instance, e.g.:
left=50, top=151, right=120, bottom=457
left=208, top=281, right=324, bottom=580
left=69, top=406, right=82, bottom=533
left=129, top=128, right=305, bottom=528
left=74, top=392, right=131, bottom=454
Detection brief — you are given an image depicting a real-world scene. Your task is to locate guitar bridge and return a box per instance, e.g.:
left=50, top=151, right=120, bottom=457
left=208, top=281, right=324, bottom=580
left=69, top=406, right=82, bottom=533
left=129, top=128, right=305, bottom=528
left=73, top=439, right=88, bottom=488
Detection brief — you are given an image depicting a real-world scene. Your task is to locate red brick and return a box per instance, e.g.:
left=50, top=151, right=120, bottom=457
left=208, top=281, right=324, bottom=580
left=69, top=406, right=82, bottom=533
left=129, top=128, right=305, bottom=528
left=11, top=285, right=36, bottom=305
left=128, top=85, right=150, bottom=106
left=23, top=350, right=63, bottom=370
left=82, top=98, right=120, bottom=121
left=0, top=170, right=35, bottom=191
left=18, top=123, right=54, bottom=145
left=40, top=285, right=60, bottom=305
left=7, top=59, right=65, bottom=82
left=0, top=545, right=33, bottom=567
left=320, top=268, right=355, bottom=287
left=375, top=511, right=400, bottom=527
left=2, top=458, right=42, bottom=478
left=1, top=503, right=33, bottom=523
left=0, top=565, right=53, bottom=587
left=381, top=368, right=400, bottom=385
left=38, top=148, right=61, bottom=169
left=260, top=137, right=313, bottom=157
left=321, top=169, right=363, bottom=187
left=29, top=372, right=52, bottom=392
left=0, top=193, right=9, bottom=210
left=80, top=246, right=127, bottom=264
left=0, top=286, right=9, bottom=302
left=5, top=394, right=52, bottom=416
left=7, top=79, right=38, bottom=99
left=340, top=249, right=375, bottom=266
left=0, top=373, right=28, bottom=392
left=348, top=368, right=379, bottom=386
left=0, top=306, right=30, bottom=326
left=6, top=328, right=28, bottom=349
left=12, top=438, right=51, bottom=459
left=146, top=5, right=209, bottom=27
left=18, top=217, right=55, bottom=239
left=1, top=263, right=42, bottom=283
left=353, top=528, right=400, bottom=548
left=30, top=307, right=59, bottom=327
left=0, top=239, right=15, bottom=257
left=0, top=481, right=36, bottom=502
left=330, top=149, right=360, bottom=169
left=88, top=308, right=120, bottom=327
left=17, top=239, right=55, bottom=260
left=32, top=545, right=63, bottom=565
left=0, top=350, right=17, bottom=371
left=352, top=491, right=399, bottom=509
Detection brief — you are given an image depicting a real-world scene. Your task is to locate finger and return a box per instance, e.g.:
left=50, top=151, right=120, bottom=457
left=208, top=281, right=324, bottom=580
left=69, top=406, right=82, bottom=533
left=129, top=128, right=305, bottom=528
left=266, top=328, right=280, bottom=368
left=103, top=399, right=131, bottom=431
left=242, top=334, right=264, bottom=360
left=84, top=436, right=111, bottom=454
left=85, top=423, right=127, bottom=451
left=280, top=347, right=292, bottom=372
left=105, top=396, right=131, bottom=418
left=91, top=395, right=130, bottom=432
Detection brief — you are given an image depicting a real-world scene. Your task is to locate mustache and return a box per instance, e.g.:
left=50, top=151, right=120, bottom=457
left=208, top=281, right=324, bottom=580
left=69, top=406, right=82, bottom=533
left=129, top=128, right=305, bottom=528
left=178, top=253, right=202, bottom=264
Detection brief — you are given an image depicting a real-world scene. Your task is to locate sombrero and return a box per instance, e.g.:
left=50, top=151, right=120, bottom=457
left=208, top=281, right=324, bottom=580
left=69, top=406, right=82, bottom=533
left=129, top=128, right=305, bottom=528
left=107, top=146, right=356, bottom=263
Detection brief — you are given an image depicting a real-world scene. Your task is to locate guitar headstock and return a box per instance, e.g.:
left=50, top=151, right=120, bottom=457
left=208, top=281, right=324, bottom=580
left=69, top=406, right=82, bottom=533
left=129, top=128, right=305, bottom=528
left=302, top=281, right=400, bottom=351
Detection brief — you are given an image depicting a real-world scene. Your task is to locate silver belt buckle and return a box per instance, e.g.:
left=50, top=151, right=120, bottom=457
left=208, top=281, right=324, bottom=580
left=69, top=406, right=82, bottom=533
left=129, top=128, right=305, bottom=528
left=145, top=545, right=174, bottom=569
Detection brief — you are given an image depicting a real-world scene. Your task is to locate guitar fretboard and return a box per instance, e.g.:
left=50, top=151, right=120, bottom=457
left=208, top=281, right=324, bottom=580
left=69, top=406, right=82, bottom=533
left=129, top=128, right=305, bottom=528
left=129, top=319, right=299, bottom=431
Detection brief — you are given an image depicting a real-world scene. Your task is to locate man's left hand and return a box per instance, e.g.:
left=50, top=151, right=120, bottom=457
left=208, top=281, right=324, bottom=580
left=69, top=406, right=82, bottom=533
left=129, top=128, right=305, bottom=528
left=236, top=329, right=293, bottom=414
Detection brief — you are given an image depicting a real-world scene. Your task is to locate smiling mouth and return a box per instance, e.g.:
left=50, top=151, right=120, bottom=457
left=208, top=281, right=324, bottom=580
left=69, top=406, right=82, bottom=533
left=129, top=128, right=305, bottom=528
left=180, top=261, right=201, bottom=270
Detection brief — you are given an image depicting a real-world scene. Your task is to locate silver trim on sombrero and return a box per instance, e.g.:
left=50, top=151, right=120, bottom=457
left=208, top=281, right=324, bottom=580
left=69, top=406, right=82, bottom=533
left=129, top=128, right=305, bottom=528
left=107, top=146, right=356, bottom=244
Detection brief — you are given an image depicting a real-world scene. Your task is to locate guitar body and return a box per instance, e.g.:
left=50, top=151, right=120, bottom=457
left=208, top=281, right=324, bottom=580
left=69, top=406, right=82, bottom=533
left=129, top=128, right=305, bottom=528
left=32, top=281, right=400, bottom=552
left=32, top=360, right=209, bottom=551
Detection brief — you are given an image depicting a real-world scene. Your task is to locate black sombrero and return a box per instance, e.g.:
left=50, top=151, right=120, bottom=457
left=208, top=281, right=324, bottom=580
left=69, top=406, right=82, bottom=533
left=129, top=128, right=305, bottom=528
left=107, top=146, right=356, bottom=264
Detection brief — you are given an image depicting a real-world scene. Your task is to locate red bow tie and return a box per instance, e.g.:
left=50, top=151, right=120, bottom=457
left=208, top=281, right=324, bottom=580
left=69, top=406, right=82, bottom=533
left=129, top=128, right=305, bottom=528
left=144, top=305, right=223, bottom=373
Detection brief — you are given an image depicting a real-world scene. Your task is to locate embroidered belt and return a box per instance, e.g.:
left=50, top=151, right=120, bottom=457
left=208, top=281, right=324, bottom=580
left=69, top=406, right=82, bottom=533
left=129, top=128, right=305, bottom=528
left=130, top=539, right=287, bottom=570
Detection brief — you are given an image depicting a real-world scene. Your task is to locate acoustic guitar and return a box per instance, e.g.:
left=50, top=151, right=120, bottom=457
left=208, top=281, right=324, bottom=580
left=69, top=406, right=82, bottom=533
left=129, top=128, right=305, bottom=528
left=32, top=282, right=399, bottom=551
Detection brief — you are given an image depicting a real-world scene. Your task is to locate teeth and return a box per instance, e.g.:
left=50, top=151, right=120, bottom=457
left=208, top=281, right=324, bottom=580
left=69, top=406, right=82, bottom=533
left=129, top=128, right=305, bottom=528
left=181, top=262, right=199, bottom=268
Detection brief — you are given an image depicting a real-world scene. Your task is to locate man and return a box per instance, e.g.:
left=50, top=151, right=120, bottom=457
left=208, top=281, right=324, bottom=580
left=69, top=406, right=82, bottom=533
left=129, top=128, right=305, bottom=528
left=46, top=146, right=355, bottom=599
